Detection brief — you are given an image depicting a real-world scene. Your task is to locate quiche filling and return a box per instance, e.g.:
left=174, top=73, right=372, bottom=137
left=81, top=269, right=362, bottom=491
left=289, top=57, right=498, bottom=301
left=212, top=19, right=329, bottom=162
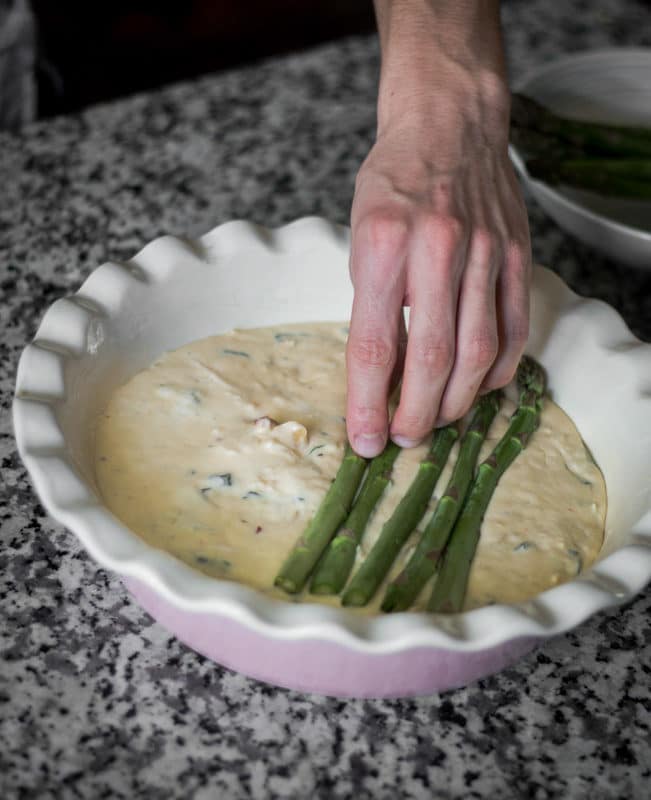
left=95, top=322, right=606, bottom=614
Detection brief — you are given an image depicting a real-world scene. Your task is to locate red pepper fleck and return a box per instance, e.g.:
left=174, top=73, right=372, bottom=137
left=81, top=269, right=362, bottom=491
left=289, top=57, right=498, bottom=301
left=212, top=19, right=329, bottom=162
left=255, top=525, right=263, bottom=534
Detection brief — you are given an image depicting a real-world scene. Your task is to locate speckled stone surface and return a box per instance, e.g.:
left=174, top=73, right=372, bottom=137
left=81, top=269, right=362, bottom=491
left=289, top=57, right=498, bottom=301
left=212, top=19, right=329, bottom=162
left=2, top=1, right=651, bottom=797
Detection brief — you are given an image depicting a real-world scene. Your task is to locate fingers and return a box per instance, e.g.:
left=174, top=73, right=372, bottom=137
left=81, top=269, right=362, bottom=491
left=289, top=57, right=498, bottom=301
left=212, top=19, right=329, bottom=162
left=480, top=236, right=531, bottom=391
left=389, top=310, right=408, bottom=396
left=351, top=217, right=529, bottom=448
left=389, top=215, right=465, bottom=446
left=481, top=168, right=532, bottom=390
left=346, top=212, right=408, bottom=457
left=346, top=154, right=532, bottom=454
left=437, top=229, right=499, bottom=424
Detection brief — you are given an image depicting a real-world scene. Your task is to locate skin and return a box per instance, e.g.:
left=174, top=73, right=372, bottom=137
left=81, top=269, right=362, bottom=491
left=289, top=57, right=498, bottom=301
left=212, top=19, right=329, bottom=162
left=346, top=0, right=531, bottom=457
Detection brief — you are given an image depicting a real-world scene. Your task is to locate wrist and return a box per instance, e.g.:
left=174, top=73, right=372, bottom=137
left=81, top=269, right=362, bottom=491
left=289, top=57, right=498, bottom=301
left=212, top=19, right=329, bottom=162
left=374, top=0, right=510, bottom=137
left=377, top=64, right=510, bottom=138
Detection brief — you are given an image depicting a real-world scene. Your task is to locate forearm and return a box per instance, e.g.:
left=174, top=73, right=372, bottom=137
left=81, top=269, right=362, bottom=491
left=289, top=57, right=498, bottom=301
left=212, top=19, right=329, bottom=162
left=373, top=0, right=510, bottom=137
left=346, top=0, right=530, bottom=458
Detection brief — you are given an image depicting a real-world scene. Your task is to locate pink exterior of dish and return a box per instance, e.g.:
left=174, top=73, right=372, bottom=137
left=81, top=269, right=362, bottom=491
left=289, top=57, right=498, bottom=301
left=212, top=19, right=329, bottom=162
left=125, top=578, right=538, bottom=698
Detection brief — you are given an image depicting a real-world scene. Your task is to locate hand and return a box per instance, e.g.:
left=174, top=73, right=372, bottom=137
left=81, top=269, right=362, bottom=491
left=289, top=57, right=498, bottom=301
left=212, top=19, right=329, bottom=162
left=346, top=46, right=531, bottom=458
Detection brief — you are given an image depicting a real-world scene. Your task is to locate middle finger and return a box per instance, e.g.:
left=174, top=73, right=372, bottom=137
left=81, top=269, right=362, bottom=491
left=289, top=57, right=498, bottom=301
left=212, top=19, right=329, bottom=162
left=390, top=216, right=466, bottom=446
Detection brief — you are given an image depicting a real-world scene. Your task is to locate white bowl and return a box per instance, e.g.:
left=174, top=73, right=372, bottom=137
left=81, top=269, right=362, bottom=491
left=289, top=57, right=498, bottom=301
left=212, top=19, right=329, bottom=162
left=510, top=48, right=651, bottom=270
left=13, top=217, right=651, bottom=697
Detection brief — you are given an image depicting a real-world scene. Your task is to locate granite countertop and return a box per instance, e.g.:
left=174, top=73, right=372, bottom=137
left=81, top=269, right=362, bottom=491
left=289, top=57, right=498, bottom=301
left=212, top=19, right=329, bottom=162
left=2, top=1, right=650, bottom=797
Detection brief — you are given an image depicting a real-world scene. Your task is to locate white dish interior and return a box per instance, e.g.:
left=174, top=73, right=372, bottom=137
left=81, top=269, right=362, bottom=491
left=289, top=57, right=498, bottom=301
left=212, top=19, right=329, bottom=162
left=13, top=217, right=651, bottom=652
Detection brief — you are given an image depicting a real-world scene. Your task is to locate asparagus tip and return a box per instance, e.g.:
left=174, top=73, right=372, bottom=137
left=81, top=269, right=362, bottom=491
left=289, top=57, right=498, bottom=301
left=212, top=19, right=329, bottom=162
left=517, top=355, right=547, bottom=396
left=380, top=597, right=398, bottom=613
left=274, top=576, right=299, bottom=594
left=341, top=589, right=367, bottom=607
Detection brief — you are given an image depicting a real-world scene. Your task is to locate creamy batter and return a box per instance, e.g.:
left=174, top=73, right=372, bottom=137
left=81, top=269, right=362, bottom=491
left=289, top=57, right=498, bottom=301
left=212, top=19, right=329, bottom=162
left=95, top=322, right=606, bottom=613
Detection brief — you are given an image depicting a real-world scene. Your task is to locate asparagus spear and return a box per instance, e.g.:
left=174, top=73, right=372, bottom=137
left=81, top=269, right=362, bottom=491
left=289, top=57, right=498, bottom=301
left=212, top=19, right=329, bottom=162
left=310, top=441, right=402, bottom=596
left=274, top=442, right=367, bottom=594
left=427, top=356, right=546, bottom=614
left=525, top=157, right=651, bottom=200
left=381, top=391, right=501, bottom=613
left=511, top=93, right=651, bottom=158
left=341, top=425, right=458, bottom=607
left=510, top=125, right=581, bottom=163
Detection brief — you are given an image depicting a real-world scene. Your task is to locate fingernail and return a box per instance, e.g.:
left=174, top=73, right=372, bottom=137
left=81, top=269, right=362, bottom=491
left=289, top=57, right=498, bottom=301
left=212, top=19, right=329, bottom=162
left=391, top=434, right=421, bottom=449
left=352, top=433, right=385, bottom=458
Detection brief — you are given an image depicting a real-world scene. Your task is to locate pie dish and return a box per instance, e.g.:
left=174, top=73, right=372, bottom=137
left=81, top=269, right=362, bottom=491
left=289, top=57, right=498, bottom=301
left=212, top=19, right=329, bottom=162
left=13, top=217, right=651, bottom=697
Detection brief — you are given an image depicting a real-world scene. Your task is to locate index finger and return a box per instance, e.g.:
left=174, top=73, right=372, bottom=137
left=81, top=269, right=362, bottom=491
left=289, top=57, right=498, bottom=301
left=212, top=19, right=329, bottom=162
left=346, top=213, right=407, bottom=458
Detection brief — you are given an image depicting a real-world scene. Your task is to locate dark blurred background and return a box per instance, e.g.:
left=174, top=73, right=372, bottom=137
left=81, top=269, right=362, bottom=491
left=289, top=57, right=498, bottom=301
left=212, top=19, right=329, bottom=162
left=0, top=0, right=376, bottom=130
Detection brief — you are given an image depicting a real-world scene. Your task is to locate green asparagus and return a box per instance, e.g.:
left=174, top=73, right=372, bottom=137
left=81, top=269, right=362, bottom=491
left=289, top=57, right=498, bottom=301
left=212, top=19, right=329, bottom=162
left=381, top=391, right=501, bottom=613
left=510, top=93, right=651, bottom=198
left=274, top=442, right=367, bottom=594
left=511, top=93, right=651, bottom=159
left=310, top=441, right=402, bottom=596
left=525, top=157, right=651, bottom=199
left=341, top=425, right=458, bottom=607
left=427, top=356, right=546, bottom=613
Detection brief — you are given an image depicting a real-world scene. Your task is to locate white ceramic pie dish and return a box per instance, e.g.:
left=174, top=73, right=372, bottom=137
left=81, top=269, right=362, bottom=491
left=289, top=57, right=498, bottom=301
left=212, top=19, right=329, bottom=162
left=13, top=217, right=651, bottom=697
left=509, top=48, right=651, bottom=270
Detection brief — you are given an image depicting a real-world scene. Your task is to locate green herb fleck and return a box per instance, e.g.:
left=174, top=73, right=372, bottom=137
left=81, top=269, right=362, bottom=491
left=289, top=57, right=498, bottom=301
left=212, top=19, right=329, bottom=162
left=567, top=548, right=583, bottom=575
left=564, top=462, right=593, bottom=486
left=274, top=332, right=309, bottom=343
left=204, top=473, right=232, bottom=489
left=222, top=349, right=250, bottom=358
left=195, top=555, right=232, bottom=571
left=188, top=389, right=202, bottom=404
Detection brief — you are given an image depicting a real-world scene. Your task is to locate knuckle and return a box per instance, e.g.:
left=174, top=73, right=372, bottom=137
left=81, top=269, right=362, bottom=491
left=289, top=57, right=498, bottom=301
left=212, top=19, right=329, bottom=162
left=410, top=337, right=455, bottom=374
left=439, top=396, right=473, bottom=425
left=509, top=322, right=530, bottom=350
left=349, top=404, right=386, bottom=428
left=420, top=214, right=465, bottom=254
left=471, top=227, right=496, bottom=262
left=506, top=311, right=530, bottom=349
left=483, top=361, right=517, bottom=390
left=348, top=335, right=395, bottom=369
left=505, top=237, right=531, bottom=273
left=465, top=329, right=499, bottom=372
left=355, top=210, right=409, bottom=258
left=395, top=411, right=432, bottom=440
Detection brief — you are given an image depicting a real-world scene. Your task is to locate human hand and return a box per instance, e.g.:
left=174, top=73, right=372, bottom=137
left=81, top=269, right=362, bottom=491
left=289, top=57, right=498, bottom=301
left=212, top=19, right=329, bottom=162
left=346, top=16, right=531, bottom=457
